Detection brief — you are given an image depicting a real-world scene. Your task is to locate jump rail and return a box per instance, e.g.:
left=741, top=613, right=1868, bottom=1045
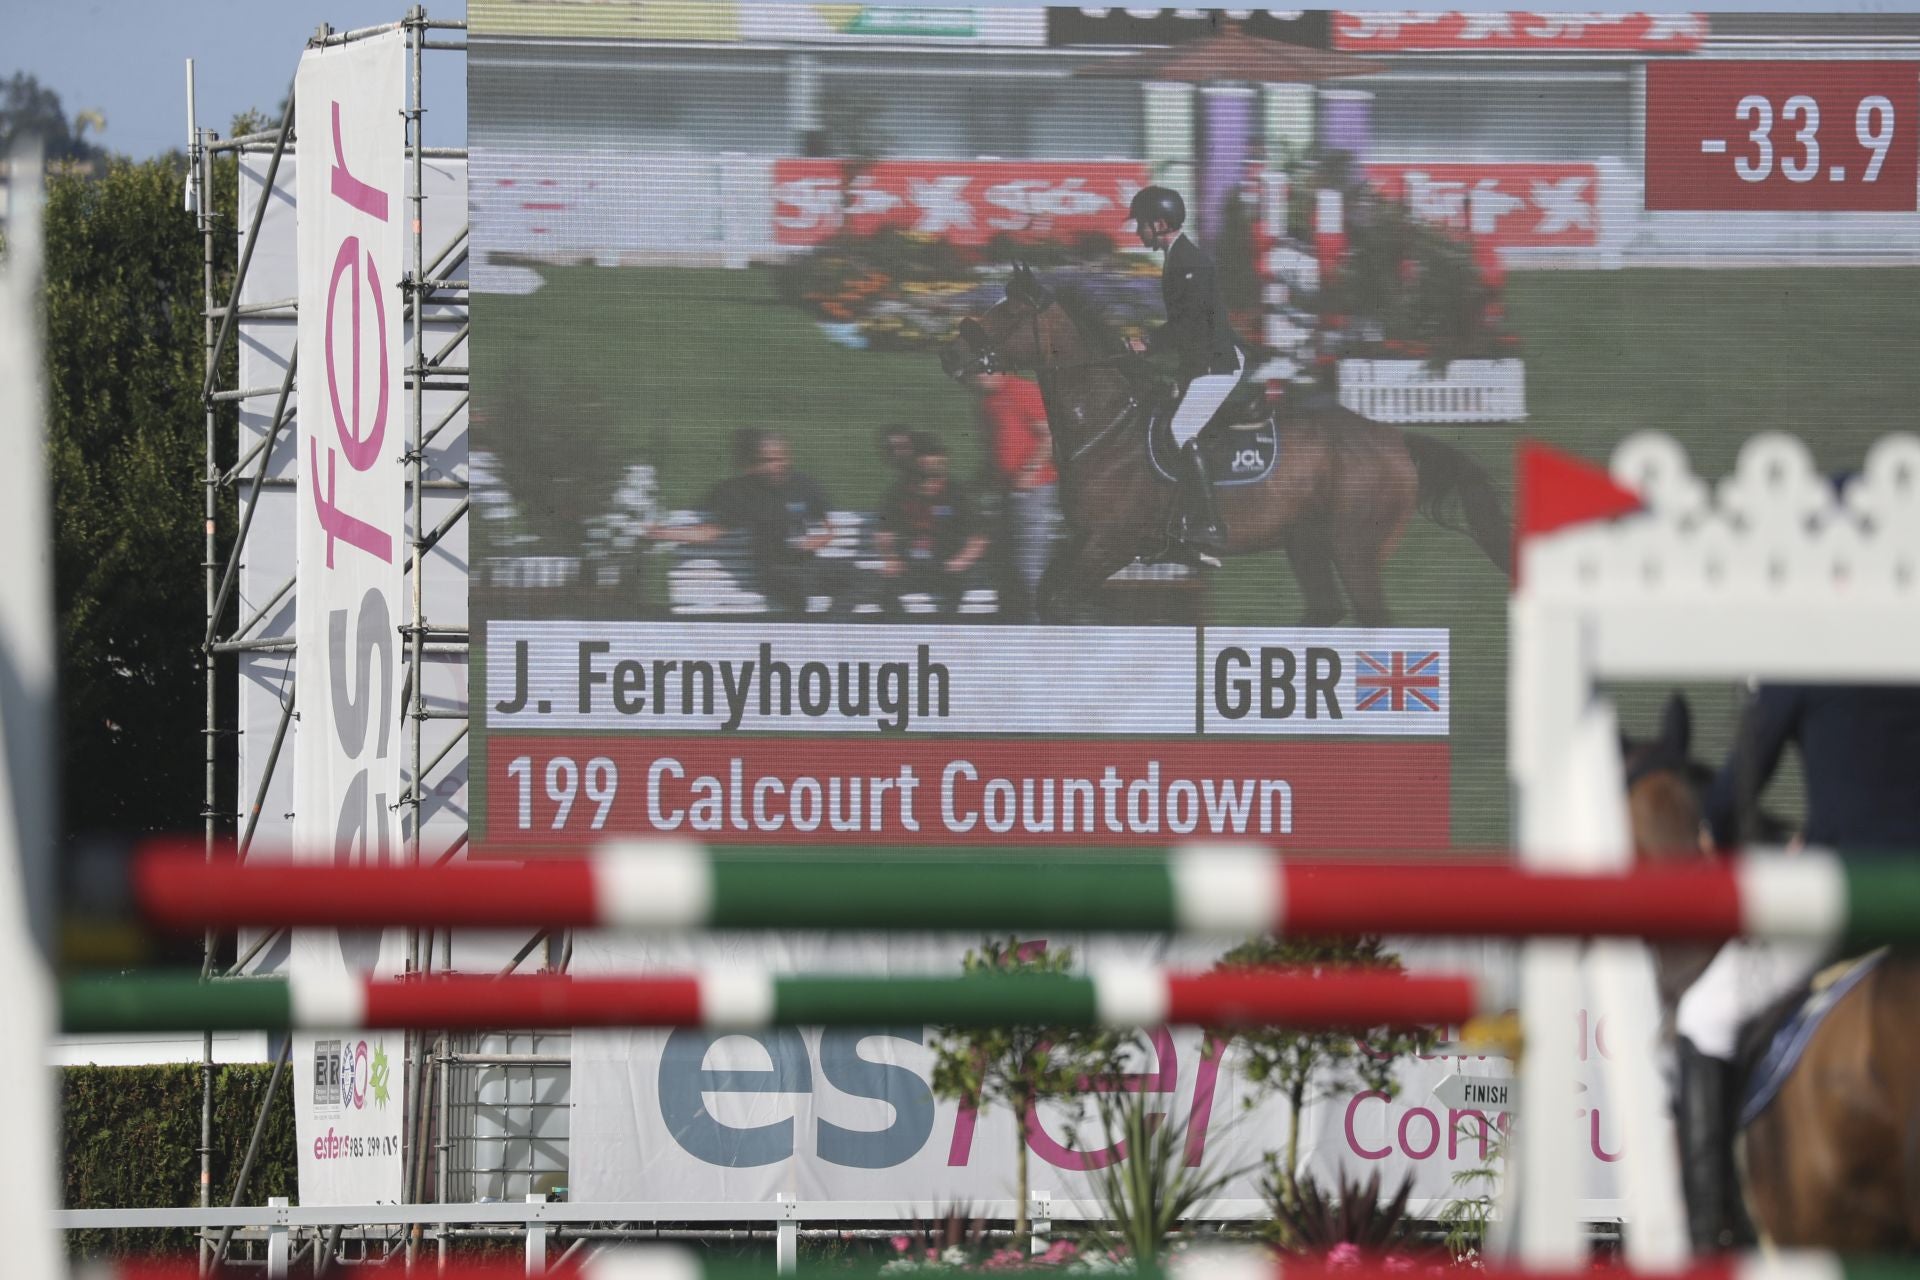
left=124, top=842, right=1920, bottom=944
left=59, top=967, right=1485, bottom=1034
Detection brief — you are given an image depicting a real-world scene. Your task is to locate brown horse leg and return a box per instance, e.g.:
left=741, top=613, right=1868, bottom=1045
left=1284, top=529, right=1346, bottom=627
left=1036, top=534, right=1135, bottom=625
left=1330, top=537, right=1393, bottom=628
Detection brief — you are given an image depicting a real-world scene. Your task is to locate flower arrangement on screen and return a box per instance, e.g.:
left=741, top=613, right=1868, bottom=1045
left=777, top=228, right=1163, bottom=352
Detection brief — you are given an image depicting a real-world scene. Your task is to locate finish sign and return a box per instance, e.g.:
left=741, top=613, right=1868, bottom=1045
left=1433, top=1074, right=1517, bottom=1114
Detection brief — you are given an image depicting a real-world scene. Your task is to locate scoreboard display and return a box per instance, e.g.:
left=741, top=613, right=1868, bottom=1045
left=1646, top=61, right=1919, bottom=212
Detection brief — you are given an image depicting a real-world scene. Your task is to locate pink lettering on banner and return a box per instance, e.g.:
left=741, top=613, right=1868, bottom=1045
left=325, top=237, right=390, bottom=471
left=1026, top=1029, right=1178, bottom=1171
left=1346, top=1090, right=1394, bottom=1160
left=310, top=96, right=396, bottom=569
left=1577, top=1008, right=1613, bottom=1060
left=944, top=1029, right=1232, bottom=1172
left=1398, top=1107, right=1441, bottom=1160
left=309, top=439, right=394, bottom=567
left=1590, top=1109, right=1624, bottom=1162
left=330, top=101, right=390, bottom=222
left=1349, top=1087, right=1617, bottom=1165
left=1182, top=1034, right=1233, bottom=1167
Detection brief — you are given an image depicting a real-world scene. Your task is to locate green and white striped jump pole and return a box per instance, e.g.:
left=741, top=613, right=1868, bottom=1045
left=129, top=840, right=1920, bottom=944
left=60, top=966, right=1485, bottom=1034
left=88, top=1250, right=1920, bottom=1280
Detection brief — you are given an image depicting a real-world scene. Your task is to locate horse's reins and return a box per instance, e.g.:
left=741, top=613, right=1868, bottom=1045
left=1020, top=295, right=1135, bottom=375
left=1013, top=295, right=1148, bottom=466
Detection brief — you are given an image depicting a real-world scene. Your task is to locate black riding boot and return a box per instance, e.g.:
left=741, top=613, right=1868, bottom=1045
left=1676, top=1037, right=1738, bottom=1252
left=1178, top=441, right=1228, bottom=565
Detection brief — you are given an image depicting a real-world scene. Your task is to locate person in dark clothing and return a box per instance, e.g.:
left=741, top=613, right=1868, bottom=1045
left=874, top=440, right=989, bottom=616
left=1126, top=184, right=1242, bottom=565
left=1674, top=680, right=1920, bottom=1249
left=655, top=428, right=857, bottom=617
left=1705, top=683, right=1920, bottom=852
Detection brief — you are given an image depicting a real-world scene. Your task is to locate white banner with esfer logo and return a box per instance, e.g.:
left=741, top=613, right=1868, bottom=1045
left=290, top=28, right=409, bottom=1207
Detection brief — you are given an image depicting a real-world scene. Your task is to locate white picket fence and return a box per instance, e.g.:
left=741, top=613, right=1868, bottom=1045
left=1338, top=357, right=1527, bottom=424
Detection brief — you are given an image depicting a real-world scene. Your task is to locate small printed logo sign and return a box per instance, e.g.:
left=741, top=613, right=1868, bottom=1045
left=314, top=1038, right=392, bottom=1112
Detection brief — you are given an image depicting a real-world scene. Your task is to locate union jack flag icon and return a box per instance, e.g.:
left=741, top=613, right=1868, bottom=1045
left=1355, top=651, right=1442, bottom=713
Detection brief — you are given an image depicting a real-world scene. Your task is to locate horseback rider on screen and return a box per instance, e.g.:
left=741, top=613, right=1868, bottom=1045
left=1126, top=185, right=1241, bottom=567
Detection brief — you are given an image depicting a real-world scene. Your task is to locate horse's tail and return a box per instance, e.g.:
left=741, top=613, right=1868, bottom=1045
left=1402, top=432, right=1512, bottom=577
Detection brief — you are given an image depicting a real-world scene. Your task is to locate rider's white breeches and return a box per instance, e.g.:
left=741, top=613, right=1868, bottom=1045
left=1675, top=937, right=1825, bottom=1061
left=1170, top=370, right=1241, bottom=448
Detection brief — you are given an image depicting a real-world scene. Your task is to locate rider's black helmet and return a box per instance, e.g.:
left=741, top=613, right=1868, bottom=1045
left=1129, top=185, right=1186, bottom=230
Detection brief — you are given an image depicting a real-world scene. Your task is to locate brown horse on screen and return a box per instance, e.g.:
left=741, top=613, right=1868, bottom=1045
left=938, top=266, right=1510, bottom=624
left=1625, top=698, right=1920, bottom=1249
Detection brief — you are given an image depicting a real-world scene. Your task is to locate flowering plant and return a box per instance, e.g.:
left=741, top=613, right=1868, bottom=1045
left=778, top=230, right=1162, bottom=353
left=880, top=1237, right=1132, bottom=1275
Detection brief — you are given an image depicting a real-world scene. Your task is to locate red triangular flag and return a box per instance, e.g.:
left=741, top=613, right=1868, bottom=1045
left=1513, top=440, right=1643, bottom=587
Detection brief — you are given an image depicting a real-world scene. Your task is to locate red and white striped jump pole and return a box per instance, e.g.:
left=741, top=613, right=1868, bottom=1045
left=60, top=966, right=1487, bottom=1035
left=123, top=841, right=1920, bottom=945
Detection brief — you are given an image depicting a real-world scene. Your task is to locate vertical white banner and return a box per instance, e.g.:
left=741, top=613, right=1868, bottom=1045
left=292, top=28, right=408, bottom=1205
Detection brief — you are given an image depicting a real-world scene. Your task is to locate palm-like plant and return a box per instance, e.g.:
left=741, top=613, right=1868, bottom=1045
left=1266, top=1169, right=1419, bottom=1255
left=1081, top=1084, right=1247, bottom=1264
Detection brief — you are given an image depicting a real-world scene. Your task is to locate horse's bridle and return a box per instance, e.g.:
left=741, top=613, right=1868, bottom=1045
left=949, top=294, right=1056, bottom=381
left=948, top=274, right=1133, bottom=382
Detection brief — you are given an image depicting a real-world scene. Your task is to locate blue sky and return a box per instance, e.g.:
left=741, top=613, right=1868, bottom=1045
left=9, top=0, right=1909, bottom=161
left=8, top=0, right=470, bottom=159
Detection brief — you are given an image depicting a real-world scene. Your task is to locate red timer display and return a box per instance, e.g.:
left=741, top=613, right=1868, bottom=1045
left=1646, top=61, right=1918, bottom=212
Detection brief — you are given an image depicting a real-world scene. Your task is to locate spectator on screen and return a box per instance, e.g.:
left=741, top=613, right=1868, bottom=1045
left=877, top=424, right=918, bottom=486
left=977, top=370, right=1059, bottom=620
left=653, top=427, right=859, bottom=617
left=874, top=439, right=989, bottom=617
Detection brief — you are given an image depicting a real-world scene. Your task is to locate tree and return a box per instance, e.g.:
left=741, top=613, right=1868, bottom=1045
left=928, top=939, right=1126, bottom=1250
left=1, top=73, right=106, bottom=166
left=1211, top=935, right=1433, bottom=1214
left=42, top=152, right=238, bottom=837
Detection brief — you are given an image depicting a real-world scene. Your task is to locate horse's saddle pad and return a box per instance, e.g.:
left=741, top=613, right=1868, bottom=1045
left=1145, top=385, right=1278, bottom=487
left=1737, top=947, right=1887, bottom=1129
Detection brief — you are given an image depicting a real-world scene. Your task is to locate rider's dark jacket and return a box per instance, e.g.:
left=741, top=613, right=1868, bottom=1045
left=1146, top=233, right=1240, bottom=384
left=1706, top=683, right=1920, bottom=853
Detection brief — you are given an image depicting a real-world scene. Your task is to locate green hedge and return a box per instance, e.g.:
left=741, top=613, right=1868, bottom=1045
left=62, top=1062, right=297, bottom=1259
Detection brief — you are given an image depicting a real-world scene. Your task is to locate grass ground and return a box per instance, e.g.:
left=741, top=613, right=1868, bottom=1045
left=472, top=265, right=1920, bottom=846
